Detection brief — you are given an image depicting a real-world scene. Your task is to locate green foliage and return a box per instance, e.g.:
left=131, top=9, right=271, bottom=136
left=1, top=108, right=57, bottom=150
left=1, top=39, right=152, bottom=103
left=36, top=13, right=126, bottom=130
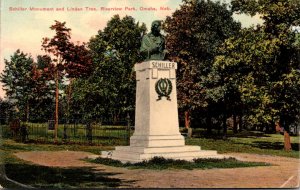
left=41, top=20, right=92, bottom=76
left=1, top=21, right=92, bottom=122
left=29, top=55, right=56, bottom=121
left=164, top=0, right=241, bottom=132
left=41, top=20, right=92, bottom=124
left=231, top=0, right=300, bottom=33
left=164, top=0, right=241, bottom=111
left=212, top=0, right=300, bottom=130
left=91, top=156, right=269, bottom=170
left=72, top=15, right=147, bottom=120
left=91, top=157, right=124, bottom=167
left=0, top=50, right=35, bottom=120
left=0, top=98, right=15, bottom=119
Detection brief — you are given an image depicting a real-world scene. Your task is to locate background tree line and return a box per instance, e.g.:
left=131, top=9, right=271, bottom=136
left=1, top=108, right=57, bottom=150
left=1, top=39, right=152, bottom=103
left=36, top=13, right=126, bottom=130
left=1, top=0, right=299, bottom=148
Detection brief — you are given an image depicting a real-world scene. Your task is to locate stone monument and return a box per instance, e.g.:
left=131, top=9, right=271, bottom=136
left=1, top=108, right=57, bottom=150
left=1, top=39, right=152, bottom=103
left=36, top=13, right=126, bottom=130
left=101, top=21, right=224, bottom=163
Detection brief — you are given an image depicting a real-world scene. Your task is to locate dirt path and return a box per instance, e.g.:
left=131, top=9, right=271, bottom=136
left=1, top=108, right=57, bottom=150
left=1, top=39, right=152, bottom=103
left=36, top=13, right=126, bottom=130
left=14, top=151, right=300, bottom=188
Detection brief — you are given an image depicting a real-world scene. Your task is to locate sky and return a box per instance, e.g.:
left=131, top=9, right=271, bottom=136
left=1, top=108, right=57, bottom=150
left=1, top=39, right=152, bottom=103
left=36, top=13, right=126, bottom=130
left=0, top=0, right=263, bottom=99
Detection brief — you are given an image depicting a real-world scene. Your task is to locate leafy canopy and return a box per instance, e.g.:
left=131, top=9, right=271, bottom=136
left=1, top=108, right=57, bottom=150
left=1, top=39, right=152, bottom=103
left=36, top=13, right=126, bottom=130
left=213, top=0, right=300, bottom=128
left=164, top=0, right=241, bottom=117
left=72, top=15, right=146, bottom=120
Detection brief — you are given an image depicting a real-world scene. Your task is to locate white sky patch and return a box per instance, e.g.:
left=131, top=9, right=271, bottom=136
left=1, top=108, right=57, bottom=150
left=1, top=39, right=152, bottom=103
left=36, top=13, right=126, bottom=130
left=80, top=13, right=107, bottom=33
left=234, top=13, right=264, bottom=28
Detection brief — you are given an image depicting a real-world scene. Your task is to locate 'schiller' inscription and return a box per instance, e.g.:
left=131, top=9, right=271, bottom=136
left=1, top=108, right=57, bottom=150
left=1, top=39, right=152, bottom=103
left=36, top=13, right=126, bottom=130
left=152, top=61, right=175, bottom=69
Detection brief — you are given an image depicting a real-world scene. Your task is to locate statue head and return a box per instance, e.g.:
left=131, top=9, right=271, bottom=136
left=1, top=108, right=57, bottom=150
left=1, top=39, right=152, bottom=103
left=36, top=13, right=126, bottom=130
left=151, top=20, right=162, bottom=36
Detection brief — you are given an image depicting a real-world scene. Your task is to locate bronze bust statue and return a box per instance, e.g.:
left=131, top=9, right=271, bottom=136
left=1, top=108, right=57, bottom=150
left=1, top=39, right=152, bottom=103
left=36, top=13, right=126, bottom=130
left=140, top=20, right=166, bottom=61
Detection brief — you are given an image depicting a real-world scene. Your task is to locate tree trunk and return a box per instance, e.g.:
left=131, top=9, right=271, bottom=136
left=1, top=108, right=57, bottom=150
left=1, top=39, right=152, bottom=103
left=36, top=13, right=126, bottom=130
left=275, top=121, right=281, bottom=132
left=184, top=111, right=190, bottom=129
left=26, top=102, right=29, bottom=122
left=233, top=114, right=238, bottom=134
left=67, top=78, right=74, bottom=123
left=280, top=115, right=292, bottom=151
left=238, top=114, right=243, bottom=132
left=284, top=131, right=292, bottom=151
left=54, top=70, right=59, bottom=141
left=217, top=123, right=221, bottom=135
left=113, top=110, right=119, bottom=125
left=223, top=114, right=227, bottom=138
left=206, top=115, right=212, bottom=134
left=265, top=124, right=270, bottom=133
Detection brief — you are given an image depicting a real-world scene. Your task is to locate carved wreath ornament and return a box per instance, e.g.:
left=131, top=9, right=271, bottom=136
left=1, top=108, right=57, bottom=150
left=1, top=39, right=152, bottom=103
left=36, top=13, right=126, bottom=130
left=155, top=78, right=172, bottom=101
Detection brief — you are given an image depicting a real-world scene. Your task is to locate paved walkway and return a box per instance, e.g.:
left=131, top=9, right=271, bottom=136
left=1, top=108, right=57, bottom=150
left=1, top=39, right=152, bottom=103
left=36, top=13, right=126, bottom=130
left=14, top=151, right=300, bottom=188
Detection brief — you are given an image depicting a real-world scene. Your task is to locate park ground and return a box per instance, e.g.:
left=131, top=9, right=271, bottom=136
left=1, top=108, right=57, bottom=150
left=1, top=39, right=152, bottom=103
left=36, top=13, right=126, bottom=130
left=0, top=131, right=299, bottom=188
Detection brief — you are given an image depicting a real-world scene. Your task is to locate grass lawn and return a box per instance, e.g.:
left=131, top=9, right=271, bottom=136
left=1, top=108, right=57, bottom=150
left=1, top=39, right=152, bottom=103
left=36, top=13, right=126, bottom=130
left=0, top=140, right=122, bottom=188
left=0, top=129, right=298, bottom=188
left=186, top=130, right=300, bottom=158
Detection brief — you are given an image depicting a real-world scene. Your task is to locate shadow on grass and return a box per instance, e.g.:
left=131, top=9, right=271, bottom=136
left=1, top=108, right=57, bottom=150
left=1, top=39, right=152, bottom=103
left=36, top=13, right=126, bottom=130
left=227, top=132, right=271, bottom=138
left=251, top=141, right=300, bottom=151
left=2, top=163, right=135, bottom=188
left=192, top=130, right=271, bottom=140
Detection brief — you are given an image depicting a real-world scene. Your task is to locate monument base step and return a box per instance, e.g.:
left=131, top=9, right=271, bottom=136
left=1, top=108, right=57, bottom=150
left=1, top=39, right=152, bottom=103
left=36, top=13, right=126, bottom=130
left=101, top=145, right=228, bottom=163
left=129, top=134, right=185, bottom=147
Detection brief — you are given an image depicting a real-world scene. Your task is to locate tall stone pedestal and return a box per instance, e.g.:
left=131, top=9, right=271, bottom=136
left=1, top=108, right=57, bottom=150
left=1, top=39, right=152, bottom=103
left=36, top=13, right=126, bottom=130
left=101, top=61, right=225, bottom=163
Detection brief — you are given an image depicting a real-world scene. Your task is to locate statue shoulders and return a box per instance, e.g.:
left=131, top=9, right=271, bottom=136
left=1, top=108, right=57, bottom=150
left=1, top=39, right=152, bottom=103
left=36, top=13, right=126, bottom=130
left=144, top=32, right=164, bottom=38
left=142, top=33, right=164, bottom=44
left=143, top=32, right=154, bottom=39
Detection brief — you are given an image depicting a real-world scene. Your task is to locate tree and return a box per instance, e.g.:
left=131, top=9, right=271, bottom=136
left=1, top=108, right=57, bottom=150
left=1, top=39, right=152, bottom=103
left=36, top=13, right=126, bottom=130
left=29, top=55, right=56, bottom=122
left=214, top=0, right=300, bottom=149
left=0, top=50, right=35, bottom=121
left=0, top=98, right=15, bottom=121
left=72, top=15, right=146, bottom=121
left=41, top=20, right=92, bottom=139
left=164, top=0, right=241, bottom=130
left=213, top=27, right=278, bottom=134
left=63, top=43, right=92, bottom=122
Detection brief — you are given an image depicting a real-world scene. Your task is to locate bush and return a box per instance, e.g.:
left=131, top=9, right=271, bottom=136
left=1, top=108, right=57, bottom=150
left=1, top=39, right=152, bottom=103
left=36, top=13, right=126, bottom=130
left=89, top=156, right=269, bottom=170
